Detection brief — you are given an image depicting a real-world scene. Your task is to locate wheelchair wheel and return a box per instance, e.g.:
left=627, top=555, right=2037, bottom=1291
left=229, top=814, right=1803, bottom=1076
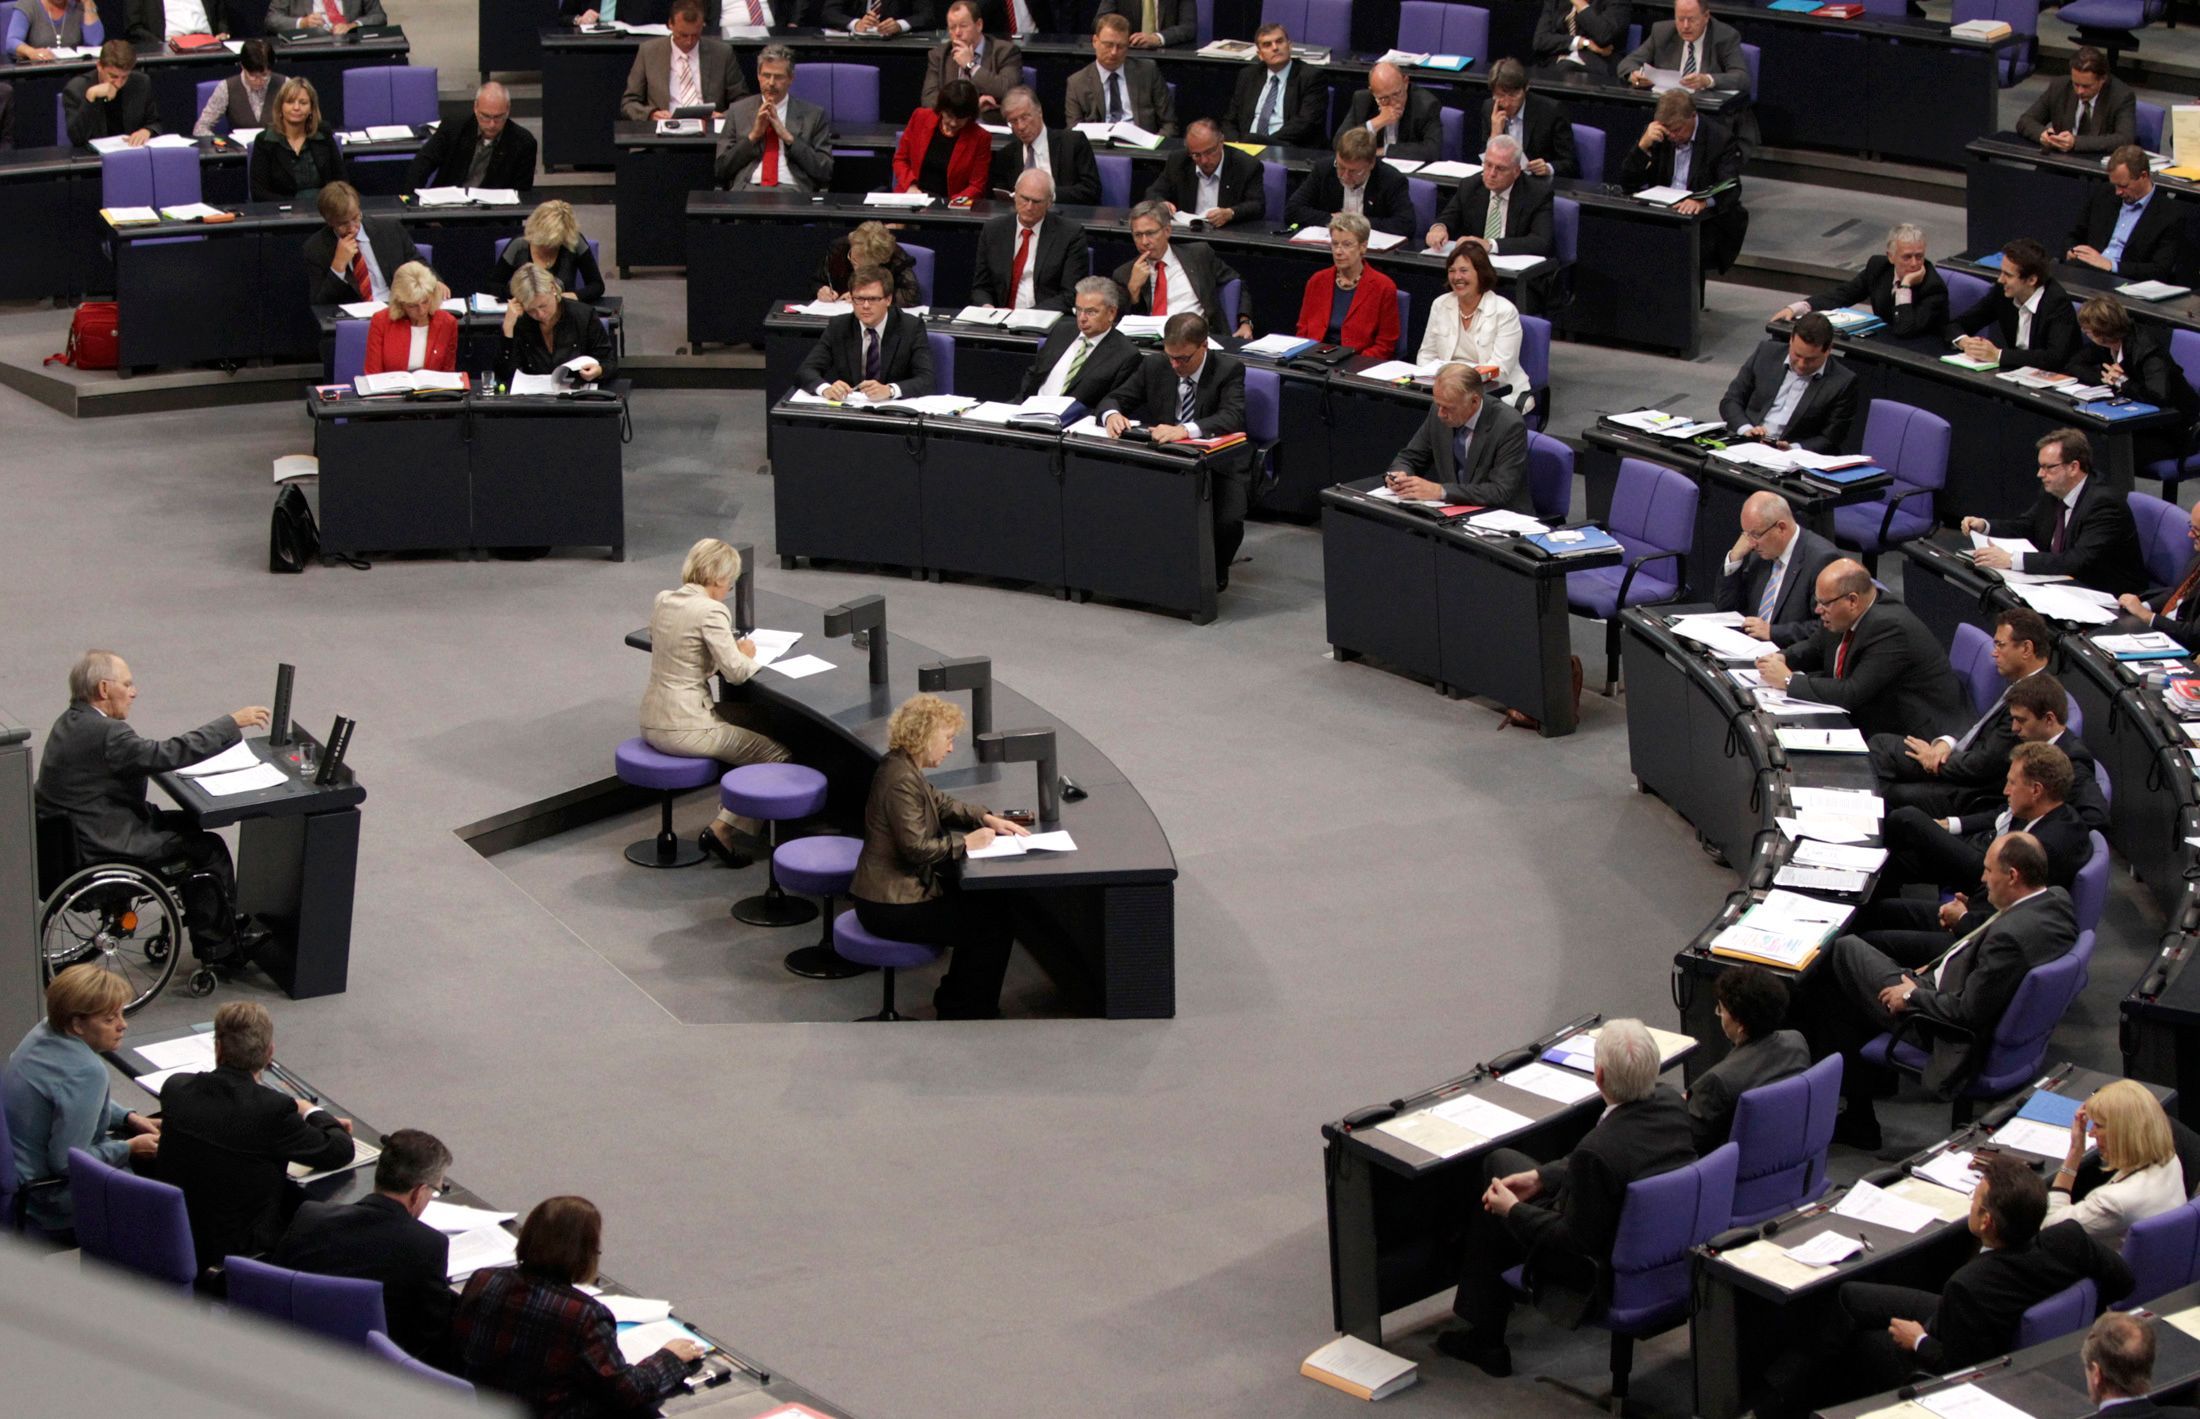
left=38, top=865, right=183, bottom=1014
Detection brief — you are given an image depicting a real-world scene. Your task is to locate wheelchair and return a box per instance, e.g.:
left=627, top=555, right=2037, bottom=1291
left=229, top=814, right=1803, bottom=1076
left=34, top=814, right=232, bottom=1010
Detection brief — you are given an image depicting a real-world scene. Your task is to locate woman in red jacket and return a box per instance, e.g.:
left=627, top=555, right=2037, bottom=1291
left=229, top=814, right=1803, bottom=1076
left=362, top=261, right=459, bottom=375
left=891, top=79, right=989, bottom=202
left=1294, top=212, right=1399, bottom=359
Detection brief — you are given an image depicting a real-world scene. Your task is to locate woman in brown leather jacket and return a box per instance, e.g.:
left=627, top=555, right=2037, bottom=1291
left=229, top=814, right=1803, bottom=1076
left=851, top=693, right=1028, bottom=1019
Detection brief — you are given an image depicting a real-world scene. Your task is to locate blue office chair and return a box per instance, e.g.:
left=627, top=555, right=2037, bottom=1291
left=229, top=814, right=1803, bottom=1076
left=1525, top=430, right=1573, bottom=520
left=333, top=319, right=371, bottom=386
left=194, top=79, right=224, bottom=134
left=1220, top=278, right=1242, bottom=331
left=2131, top=490, right=2188, bottom=586
left=1727, top=1054, right=1843, bottom=1227
left=927, top=330, right=955, bottom=394
left=2117, top=1196, right=2200, bottom=1311
left=341, top=66, right=439, bottom=129
left=1096, top=155, right=1132, bottom=209
left=1398, top=2, right=1490, bottom=61
left=1833, top=400, right=1947, bottom=569
left=1440, top=105, right=1465, bottom=162
left=901, top=242, right=935, bottom=306
left=1245, top=366, right=1281, bottom=492
left=2018, top=1277, right=2101, bottom=1348
left=1022, top=66, right=1036, bottom=92
left=1552, top=196, right=1579, bottom=267
left=69, top=1148, right=197, bottom=1293
left=1571, top=123, right=1606, bottom=183
left=2139, top=100, right=2167, bottom=154
left=2143, top=329, right=2200, bottom=498
left=791, top=63, right=879, bottom=125
left=1259, top=0, right=1351, bottom=51
left=367, top=1331, right=476, bottom=1394
left=2073, top=831, right=2110, bottom=939
left=1945, top=269, right=1994, bottom=328
left=1262, top=160, right=1286, bottom=220
left=1518, top=313, right=1551, bottom=429
left=1393, top=289, right=1411, bottom=357
left=1194, top=0, right=1213, bottom=43
left=2057, top=0, right=2164, bottom=68
left=226, top=1255, right=389, bottom=1349
left=1569, top=459, right=1699, bottom=693
left=1949, top=623, right=1999, bottom=717
left=1407, top=177, right=1437, bottom=238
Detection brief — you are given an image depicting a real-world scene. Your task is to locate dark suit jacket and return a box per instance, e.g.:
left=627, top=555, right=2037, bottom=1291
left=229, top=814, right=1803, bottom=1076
left=919, top=33, right=1022, bottom=107
left=1221, top=59, right=1325, bottom=148
left=1987, top=476, right=2145, bottom=595
left=1785, top=597, right=1972, bottom=740
left=1110, top=240, right=1240, bottom=324
left=1952, top=802, right=2093, bottom=893
left=158, top=1065, right=354, bottom=1269
left=494, top=235, right=606, bottom=304
left=302, top=215, right=422, bottom=308
left=1336, top=86, right=1444, bottom=163
left=1146, top=146, right=1265, bottom=224
left=988, top=125, right=1100, bottom=205
left=34, top=703, right=240, bottom=864
left=1480, top=94, right=1580, bottom=179
left=248, top=130, right=346, bottom=203
left=1018, top=323, right=1143, bottom=405
left=1533, top=0, right=1632, bottom=66
left=274, top=1194, right=456, bottom=1368
left=1809, top=255, right=1951, bottom=342
left=1916, top=1218, right=2132, bottom=1371
left=1926, top=669, right=2044, bottom=795
left=971, top=212, right=1088, bottom=312
left=1094, top=0, right=1191, bottom=44
left=1618, top=18, right=1750, bottom=90
left=619, top=36, right=749, bottom=121
left=2071, top=187, right=2183, bottom=283
left=2143, top=551, right=2200, bottom=655
left=2016, top=74, right=2139, bottom=154
left=1504, top=1084, right=1695, bottom=1323
left=1717, top=339, right=1859, bottom=453
left=822, top=0, right=933, bottom=29
left=1063, top=58, right=1177, bottom=136
left=970, top=0, right=1054, bottom=34
left=126, top=0, right=230, bottom=40
left=2074, top=324, right=2200, bottom=419
left=63, top=71, right=160, bottom=146
left=1285, top=159, right=1415, bottom=237
left=1686, top=1029, right=1809, bottom=1154
left=1950, top=277, right=2084, bottom=373
left=1902, top=885, right=2079, bottom=1096
left=1386, top=397, right=1533, bottom=511
left=796, top=308, right=934, bottom=395
left=496, top=301, right=617, bottom=384
left=1097, top=347, right=1246, bottom=439
left=1619, top=113, right=1743, bottom=199
left=1714, top=524, right=1841, bottom=647
left=1434, top=177, right=1555, bottom=258
left=403, top=114, right=538, bottom=195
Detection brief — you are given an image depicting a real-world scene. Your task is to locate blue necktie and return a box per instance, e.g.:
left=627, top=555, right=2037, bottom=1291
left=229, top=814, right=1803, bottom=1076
left=1255, top=74, right=1280, bottom=135
left=1452, top=424, right=1471, bottom=470
left=864, top=326, right=880, bottom=382
left=1178, top=374, right=1196, bottom=424
left=1108, top=72, right=1125, bottom=124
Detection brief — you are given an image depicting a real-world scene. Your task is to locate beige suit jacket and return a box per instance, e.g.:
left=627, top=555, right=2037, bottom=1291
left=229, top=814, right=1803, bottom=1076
left=620, top=36, right=749, bottom=122
left=639, top=583, right=757, bottom=733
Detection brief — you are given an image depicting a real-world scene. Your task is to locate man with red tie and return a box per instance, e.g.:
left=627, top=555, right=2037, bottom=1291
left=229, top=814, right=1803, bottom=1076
left=1110, top=200, right=1254, bottom=339
left=303, top=181, right=420, bottom=308
left=2117, top=502, right=2200, bottom=651
left=269, top=0, right=384, bottom=33
left=971, top=169, right=1089, bottom=313
left=1962, top=428, right=2147, bottom=597
left=1754, top=559, right=1970, bottom=741
left=715, top=45, right=834, bottom=192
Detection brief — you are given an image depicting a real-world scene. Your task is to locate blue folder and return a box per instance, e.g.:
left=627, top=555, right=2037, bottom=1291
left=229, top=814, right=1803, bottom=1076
left=2016, top=1090, right=2082, bottom=1127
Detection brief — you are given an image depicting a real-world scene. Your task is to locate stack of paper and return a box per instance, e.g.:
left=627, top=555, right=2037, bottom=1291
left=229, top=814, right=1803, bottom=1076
left=1719, top=1238, right=1835, bottom=1291
left=446, top=1225, right=519, bottom=1280
left=1710, top=889, right=1852, bottom=969
left=1632, top=185, right=1692, bottom=206
left=764, top=654, right=834, bottom=679
left=1466, top=509, right=1550, bottom=536
left=615, top=1318, right=711, bottom=1364
left=1607, top=408, right=1690, bottom=434
left=1489, top=253, right=1543, bottom=272
left=1071, top=120, right=1164, bottom=149
left=1832, top=1179, right=1937, bottom=1233
left=2008, top=582, right=2118, bottom=625
left=1419, top=160, right=1482, bottom=180
left=132, top=1032, right=219, bottom=1094
left=1792, top=839, right=1888, bottom=872
left=1914, top=1148, right=1986, bottom=1195
left=1669, top=612, right=1770, bottom=661
left=420, top=1200, right=516, bottom=1234
left=2118, top=279, right=2193, bottom=301
left=1783, top=1231, right=1864, bottom=1267
left=1776, top=726, right=1868, bottom=753
left=1498, top=1062, right=1601, bottom=1104
left=743, top=628, right=802, bottom=667
left=863, top=190, right=935, bottom=208
left=1790, top=786, right=1884, bottom=820
left=290, top=1139, right=379, bottom=1182
left=1241, top=333, right=1318, bottom=358
left=1116, top=315, right=1168, bottom=339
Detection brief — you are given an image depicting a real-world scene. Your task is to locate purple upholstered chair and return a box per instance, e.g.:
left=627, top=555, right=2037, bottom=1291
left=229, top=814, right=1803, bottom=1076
left=2073, top=832, right=2109, bottom=938
left=900, top=242, right=935, bottom=306
left=1572, top=124, right=1606, bottom=184
left=1399, top=2, right=1490, bottom=60
left=927, top=330, right=956, bottom=393
left=226, top=1254, right=389, bottom=1348
left=1953, top=0, right=2039, bottom=85
left=1407, top=177, right=1437, bottom=239
left=2017, top=1276, right=2100, bottom=1348
left=68, top=1147, right=197, bottom=1292
left=368, top=1331, right=477, bottom=1394
left=832, top=909, right=942, bottom=1020
left=1526, top=430, right=1572, bottom=522
left=196, top=79, right=222, bottom=132
left=342, top=67, right=440, bottom=129
left=1728, top=1054, right=1842, bottom=1227
left=1519, top=313, right=1551, bottom=429
left=1261, top=0, right=1352, bottom=52
left=1439, top=105, right=1464, bottom=163
left=1833, top=401, right=1947, bottom=570
left=101, top=147, right=156, bottom=209
left=2055, top=0, right=2165, bottom=66
left=721, top=763, right=829, bottom=927
left=1262, top=160, right=1285, bottom=219
left=1945, top=270, right=1995, bottom=329
left=793, top=64, right=879, bottom=125
left=2117, top=1196, right=2200, bottom=1310
left=1567, top=458, right=1698, bottom=694
left=2138, top=99, right=2166, bottom=153
left=2143, top=331, right=2200, bottom=499
left=333, top=319, right=371, bottom=387
left=1096, top=154, right=1132, bottom=210
left=2131, top=491, right=2190, bottom=586
left=1950, top=623, right=1999, bottom=718
left=1222, top=278, right=1244, bottom=332
left=613, top=737, right=720, bottom=869
left=1194, top=0, right=1213, bottom=42
left=1246, top=366, right=1281, bottom=493
left=775, top=835, right=866, bottom=979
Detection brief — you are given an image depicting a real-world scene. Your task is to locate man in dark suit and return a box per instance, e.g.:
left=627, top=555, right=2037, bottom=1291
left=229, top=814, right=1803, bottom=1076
left=1335, top=62, right=1442, bottom=162
left=2068, top=146, right=2184, bottom=284
left=970, top=0, right=1052, bottom=38
left=1620, top=88, right=1746, bottom=273
left=2084, top=1313, right=2200, bottom=1419
left=1098, top=313, right=1252, bottom=589
left=2016, top=45, right=2137, bottom=155
left=824, top=0, right=933, bottom=35
left=1146, top=119, right=1263, bottom=227
left=1384, top=365, right=1533, bottom=513
left=1063, top=15, right=1178, bottom=136
left=303, top=181, right=422, bottom=307
left=273, top=1129, right=457, bottom=1368
left=1438, top=1019, right=1696, bottom=1377
left=1094, top=0, right=1192, bottom=47
left=1715, top=490, right=1841, bottom=649
left=1774, top=221, right=1950, bottom=345
left=795, top=266, right=934, bottom=399
left=1756, top=559, right=1971, bottom=741
left=1950, top=237, right=2084, bottom=373
left=1285, top=127, right=1415, bottom=238
left=1717, top=315, right=1858, bottom=454
left=127, top=0, right=234, bottom=41
left=1963, top=428, right=2146, bottom=595
left=1220, top=21, right=1324, bottom=148
left=1019, top=276, right=1142, bottom=407
left=1113, top=200, right=1252, bottom=336
left=63, top=42, right=160, bottom=148
left=717, top=47, right=834, bottom=193
left=158, top=1002, right=356, bottom=1269
left=1533, top=0, right=1632, bottom=74
left=1870, top=608, right=2054, bottom=816
left=1873, top=735, right=2094, bottom=913
left=993, top=86, right=1100, bottom=205
left=1424, top=135, right=1553, bottom=258
left=921, top=1, right=1022, bottom=110
left=620, top=0, right=748, bottom=122
left=403, top=82, right=537, bottom=196
left=2117, top=501, right=2200, bottom=650
left=1479, top=58, right=1576, bottom=179
left=971, top=168, right=1089, bottom=312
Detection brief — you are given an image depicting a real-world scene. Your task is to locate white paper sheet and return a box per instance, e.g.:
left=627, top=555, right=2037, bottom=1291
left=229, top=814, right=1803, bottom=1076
left=193, top=762, right=289, bottom=796
left=419, top=1200, right=517, bottom=1234
left=598, top=1293, right=673, bottom=1325
left=1831, top=1179, right=1937, bottom=1234
left=134, top=1034, right=216, bottom=1072
left=1429, top=1092, right=1535, bottom=1139
left=177, top=741, right=261, bottom=777
left=1990, top=1118, right=2075, bottom=1159
left=1792, top=839, right=1889, bottom=871
left=1914, top=1148, right=1986, bottom=1196
left=1776, top=814, right=1879, bottom=844
left=744, top=628, right=802, bottom=667
left=1789, top=786, right=1884, bottom=818
left=764, top=654, right=834, bottom=679
left=1783, top=1231, right=1865, bottom=1267
left=1498, top=1062, right=1601, bottom=1104
left=445, top=1225, right=518, bottom=1280
left=1916, top=1383, right=2037, bottom=1419
left=615, top=1318, right=710, bottom=1364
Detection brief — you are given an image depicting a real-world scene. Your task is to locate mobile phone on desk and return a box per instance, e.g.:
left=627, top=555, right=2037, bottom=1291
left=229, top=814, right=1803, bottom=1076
left=1001, top=808, right=1036, bottom=827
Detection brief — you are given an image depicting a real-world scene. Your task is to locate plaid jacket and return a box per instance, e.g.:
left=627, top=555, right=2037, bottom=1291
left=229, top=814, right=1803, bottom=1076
left=455, top=1267, right=688, bottom=1417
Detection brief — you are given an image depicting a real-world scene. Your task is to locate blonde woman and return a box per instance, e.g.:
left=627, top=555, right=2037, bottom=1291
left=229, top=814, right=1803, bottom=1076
left=498, top=264, right=615, bottom=385
left=493, top=199, right=606, bottom=304
left=2049, top=1079, right=2187, bottom=1249
left=640, top=538, right=791, bottom=866
left=3, top=964, right=160, bottom=1238
left=815, top=219, right=923, bottom=306
left=250, top=76, right=345, bottom=203
left=850, top=693, right=1028, bottom=1019
left=364, top=261, right=458, bottom=374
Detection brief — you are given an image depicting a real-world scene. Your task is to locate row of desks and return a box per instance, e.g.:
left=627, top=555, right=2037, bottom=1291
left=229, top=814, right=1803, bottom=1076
left=1970, top=135, right=2200, bottom=292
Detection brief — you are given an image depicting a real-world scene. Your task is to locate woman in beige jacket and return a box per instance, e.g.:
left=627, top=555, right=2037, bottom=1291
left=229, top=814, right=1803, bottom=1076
left=640, top=538, right=791, bottom=866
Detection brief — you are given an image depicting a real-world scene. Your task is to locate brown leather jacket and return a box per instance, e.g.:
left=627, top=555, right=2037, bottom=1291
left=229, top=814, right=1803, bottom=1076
left=851, top=750, right=988, bottom=905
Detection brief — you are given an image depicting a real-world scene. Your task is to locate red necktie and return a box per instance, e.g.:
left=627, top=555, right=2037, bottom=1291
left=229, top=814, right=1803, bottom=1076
left=1834, top=631, right=1854, bottom=679
left=2167, top=560, right=2200, bottom=619
left=1008, top=225, right=1033, bottom=307
left=321, top=0, right=343, bottom=23
left=1005, top=0, right=1017, bottom=35
left=351, top=253, right=371, bottom=299
left=759, top=125, right=780, bottom=186
left=1152, top=262, right=1168, bottom=315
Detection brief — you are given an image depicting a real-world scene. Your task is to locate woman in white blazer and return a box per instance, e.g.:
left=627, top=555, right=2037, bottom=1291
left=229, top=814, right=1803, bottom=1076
left=2047, top=1079, right=2188, bottom=1251
left=1417, top=242, right=1530, bottom=412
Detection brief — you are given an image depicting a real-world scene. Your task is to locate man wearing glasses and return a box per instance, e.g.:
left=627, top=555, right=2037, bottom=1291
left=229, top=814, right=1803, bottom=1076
left=1715, top=490, right=1839, bottom=648
left=796, top=268, right=934, bottom=402
left=1755, top=559, right=1969, bottom=739
left=1962, top=428, right=2145, bottom=596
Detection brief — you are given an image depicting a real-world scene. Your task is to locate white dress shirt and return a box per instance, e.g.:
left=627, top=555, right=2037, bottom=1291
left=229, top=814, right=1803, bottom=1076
left=1416, top=291, right=1527, bottom=408
left=1036, top=331, right=1096, bottom=397
left=1020, top=127, right=1052, bottom=176
left=2009, top=478, right=2084, bottom=572
left=1153, top=247, right=1203, bottom=318
left=336, top=224, right=391, bottom=302
left=1339, top=179, right=1366, bottom=216
left=1010, top=217, right=1041, bottom=309
left=817, top=315, right=902, bottom=398
left=1194, top=163, right=1221, bottom=214
left=671, top=43, right=703, bottom=109
left=2015, top=285, right=2042, bottom=350
left=166, top=0, right=211, bottom=33
left=1482, top=185, right=1511, bottom=249
left=721, top=0, right=774, bottom=37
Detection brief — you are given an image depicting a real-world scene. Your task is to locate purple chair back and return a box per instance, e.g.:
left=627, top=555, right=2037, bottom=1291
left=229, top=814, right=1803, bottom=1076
left=101, top=148, right=156, bottom=210
left=900, top=241, right=935, bottom=305
left=2131, top=491, right=2188, bottom=587
left=68, top=1147, right=196, bottom=1292
left=1841, top=399, right=1948, bottom=554
left=1195, top=0, right=1214, bottom=42
left=1605, top=1144, right=1739, bottom=1334
left=1971, top=932, right=2094, bottom=1098
left=1262, top=160, right=1285, bottom=217
left=2118, top=1196, right=2200, bottom=1309
left=150, top=146, right=203, bottom=207
left=1022, top=65, right=1037, bottom=92
left=1393, top=289, right=1411, bottom=357
left=1407, top=177, right=1437, bottom=237
left=1439, top=105, right=1464, bottom=162
left=2017, top=1276, right=2099, bottom=1348
left=1740, top=43, right=1760, bottom=98
left=368, top=1330, right=478, bottom=1393
left=1245, top=366, right=1279, bottom=442
left=334, top=319, right=370, bottom=386
left=1611, top=458, right=1699, bottom=565
left=1526, top=429, right=1572, bottom=520
left=1220, top=278, right=1243, bottom=329
left=792, top=63, right=879, bottom=125
left=2139, top=100, right=2166, bottom=153
left=2073, top=831, right=2109, bottom=937
left=342, top=66, right=440, bottom=129
left=1951, top=623, right=1999, bottom=717
left=195, top=79, right=223, bottom=131
left=927, top=330, right=955, bottom=393
left=1260, top=0, right=1352, bottom=51
left=1727, top=1054, right=1842, bottom=1226
left=1572, top=123, right=1606, bottom=182
left=1398, top=2, right=1489, bottom=59
left=1519, top=313, right=1551, bottom=418
left=1552, top=195, right=1578, bottom=266
left=1096, top=154, right=1132, bottom=209
left=227, top=1254, right=390, bottom=1348
left=1946, top=269, right=1994, bottom=329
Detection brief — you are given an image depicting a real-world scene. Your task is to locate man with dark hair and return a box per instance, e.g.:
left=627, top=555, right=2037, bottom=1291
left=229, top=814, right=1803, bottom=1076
left=1869, top=607, right=2053, bottom=815
left=2118, top=501, right=2200, bottom=652
left=1963, top=428, right=2145, bottom=595
left=796, top=266, right=934, bottom=399
left=1098, top=313, right=1252, bottom=589
left=620, top=0, right=747, bottom=123
left=1756, top=560, right=1970, bottom=741
left=921, top=0, right=1022, bottom=109
left=1064, top=14, right=1178, bottom=135
left=1718, top=313, right=1857, bottom=453
left=1717, top=490, right=1841, bottom=649
left=2068, top=145, right=2183, bottom=283
left=63, top=40, right=160, bottom=148
left=1950, top=237, right=2082, bottom=372
left=275, top=1129, right=459, bottom=1368
left=1220, top=22, right=1324, bottom=148
left=2083, top=1312, right=2198, bottom=1419
left=1686, top=966, right=1809, bottom=1153
left=1478, top=57, right=1576, bottom=178
left=1620, top=86, right=1747, bottom=273
left=1875, top=735, right=2093, bottom=904
left=1286, top=126, right=1416, bottom=237
left=2017, top=45, right=2137, bottom=154
left=1112, top=199, right=1252, bottom=335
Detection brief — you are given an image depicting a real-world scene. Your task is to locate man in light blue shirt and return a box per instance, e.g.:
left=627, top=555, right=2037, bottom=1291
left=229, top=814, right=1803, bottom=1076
left=2068, top=146, right=2177, bottom=281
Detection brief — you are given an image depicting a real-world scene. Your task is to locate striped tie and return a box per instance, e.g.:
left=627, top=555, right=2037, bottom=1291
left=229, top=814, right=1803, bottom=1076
left=1062, top=338, right=1091, bottom=388
left=1756, top=561, right=1781, bottom=623
left=1178, top=375, right=1196, bottom=424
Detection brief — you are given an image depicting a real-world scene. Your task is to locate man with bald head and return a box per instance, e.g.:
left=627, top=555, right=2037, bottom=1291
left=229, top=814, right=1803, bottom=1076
left=1755, top=559, right=1969, bottom=740
left=971, top=167, right=1088, bottom=312
left=1715, top=491, right=1840, bottom=647
left=404, top=81, right=538, bottom=196
left=1145, top=118, right=1264, bottom=227
left=1336, top=61, right=1442, bottom=162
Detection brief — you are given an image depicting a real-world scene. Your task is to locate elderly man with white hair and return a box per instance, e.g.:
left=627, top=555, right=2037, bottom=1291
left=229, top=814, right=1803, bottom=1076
left=971, top=166, right=1090, bottom=313
left=1772, top=222, right=1952, bottom=343
left=1437, top=1018, right=1694, bottom=1377
left=1423, top=135, right=1554, bottom=257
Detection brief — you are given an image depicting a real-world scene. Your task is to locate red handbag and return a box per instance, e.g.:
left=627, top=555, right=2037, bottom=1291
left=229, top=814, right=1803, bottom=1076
left=45, top=302, right=119, bottom=371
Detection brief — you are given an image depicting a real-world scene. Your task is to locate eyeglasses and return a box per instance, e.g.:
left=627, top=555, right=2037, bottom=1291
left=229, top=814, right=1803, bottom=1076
left=1741, top=521, right=1783, bottom=542
left=1810, top=592, right=1857, bottom=611
left=2036, top=458, right=2073, bottom=472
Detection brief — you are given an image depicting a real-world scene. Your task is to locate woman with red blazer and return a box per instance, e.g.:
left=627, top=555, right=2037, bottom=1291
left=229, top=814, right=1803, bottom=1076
left=1295, top=212, right=1399, bottom=359
left=891, top=79, right=990, bottom=202
left=363, top=260, right=459, bottom=375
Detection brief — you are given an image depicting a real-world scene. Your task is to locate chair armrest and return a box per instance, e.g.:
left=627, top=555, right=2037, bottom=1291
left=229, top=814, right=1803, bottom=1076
left=1613, top=546, right=1686, bottom=612
left=1876, top=483, right=1937, bottom=546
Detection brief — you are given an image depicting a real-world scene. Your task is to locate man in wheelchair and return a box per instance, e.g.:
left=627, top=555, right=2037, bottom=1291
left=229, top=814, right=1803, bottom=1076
left=36, top=650, right=269, bottom=968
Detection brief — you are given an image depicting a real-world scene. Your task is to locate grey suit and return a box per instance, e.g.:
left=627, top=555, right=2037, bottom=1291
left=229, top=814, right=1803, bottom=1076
left=1687, top=1029, right=1810, bottom=1153
left=919, top=34, right=1023, bottom=107
left=1387, top=397, right=1533, bottom=511
left=621, top=36, right=750, bottom=122
left=1063, top=58, right=1178, bottom=137
left=266, top=0, right=384, bottom=28
left=715, top=94, right=834, bottom=191
left=1714, top=525, right=1840, bottom=648
left=1617, top=19, right=1749, bottom=90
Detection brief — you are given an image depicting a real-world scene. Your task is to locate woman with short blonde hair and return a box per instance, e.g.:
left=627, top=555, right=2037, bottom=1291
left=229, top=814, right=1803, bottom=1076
left=494, top=199, right=606, bottom=302
left=2048, top=1078, right=2187, bottom=1249
left=1295, top=209, right=1398, bottom=359
left=4, top=964, right=160, bottom=1237
left=365, top=260, right=459, bottom=375
left=816, top=219, right=922, bottom=306
left=498, top=264, right=616, bottom=386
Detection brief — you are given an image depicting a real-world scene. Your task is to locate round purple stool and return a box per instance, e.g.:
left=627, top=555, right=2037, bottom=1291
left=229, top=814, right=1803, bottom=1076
left=774, top=836, right=871, bottom=979
left=832, top=909, right=942, bottom=1021
left=721, top=763, right=829, bottom=926
left=613, top=738, right=721, bottom=868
